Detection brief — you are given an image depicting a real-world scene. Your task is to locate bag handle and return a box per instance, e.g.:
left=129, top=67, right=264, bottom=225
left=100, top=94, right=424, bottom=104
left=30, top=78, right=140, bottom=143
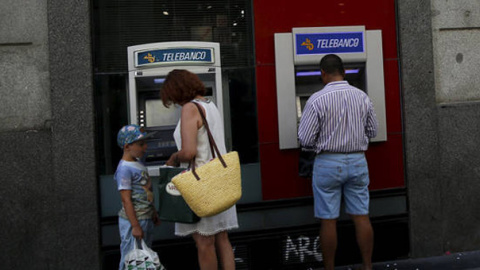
left=190, top=102, right=227, bottom=180
left=131, top=238, right=142, bottom=251
left=133, top=238, right=151, bottom=251
left=139, top=238, right=149, bottom=250
left=192, top=102, right=222, bottom=160
left=194, top=103, right=216, bottom=160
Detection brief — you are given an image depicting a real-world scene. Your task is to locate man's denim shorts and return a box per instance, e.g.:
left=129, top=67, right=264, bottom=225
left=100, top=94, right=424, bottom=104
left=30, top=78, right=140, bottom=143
left=312, top=152, right=370, bottom=219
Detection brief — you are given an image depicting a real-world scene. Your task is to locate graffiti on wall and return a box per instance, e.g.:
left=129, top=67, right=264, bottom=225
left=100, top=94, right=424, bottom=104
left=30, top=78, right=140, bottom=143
left=283, top=235, right=323, bottom=263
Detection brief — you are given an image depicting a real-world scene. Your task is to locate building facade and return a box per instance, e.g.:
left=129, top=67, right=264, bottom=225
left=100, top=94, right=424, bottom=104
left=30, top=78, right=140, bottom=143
left=1, top=0, right=480, bottom=269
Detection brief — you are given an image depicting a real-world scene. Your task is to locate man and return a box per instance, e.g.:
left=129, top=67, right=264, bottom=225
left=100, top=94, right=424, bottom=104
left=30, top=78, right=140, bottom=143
left=298, top=54, right=378, bottom=270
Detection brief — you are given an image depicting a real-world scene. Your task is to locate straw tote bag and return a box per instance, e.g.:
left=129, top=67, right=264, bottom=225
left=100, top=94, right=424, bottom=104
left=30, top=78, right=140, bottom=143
left=171, top=102, right=242, bottom=217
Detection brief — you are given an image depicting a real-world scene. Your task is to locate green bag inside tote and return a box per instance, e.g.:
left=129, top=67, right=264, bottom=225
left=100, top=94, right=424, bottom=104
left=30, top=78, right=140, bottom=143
left=157, top=166, right=200, bottom=223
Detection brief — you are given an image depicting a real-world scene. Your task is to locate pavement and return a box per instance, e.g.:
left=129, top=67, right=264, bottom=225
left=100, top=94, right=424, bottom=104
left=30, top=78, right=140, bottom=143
left=317, top=250, right=480, bottom=270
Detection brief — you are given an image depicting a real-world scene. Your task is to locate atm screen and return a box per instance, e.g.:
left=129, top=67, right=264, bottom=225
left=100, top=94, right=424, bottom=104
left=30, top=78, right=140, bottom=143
left=135, top=75, right=213, bottom=128
left=136, top=76, right=166, bottom=128
left=295, top=65, right=365, bottom=91
left=294, top=64, right=366, bottom=119
left=145, top=100, right=181, bottom=127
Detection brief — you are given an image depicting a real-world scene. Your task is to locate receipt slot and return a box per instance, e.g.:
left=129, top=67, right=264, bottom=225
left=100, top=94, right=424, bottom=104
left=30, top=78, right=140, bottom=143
left=275, top=26, right=387, bottom=149
left=127, top=41, right=226, bottom=167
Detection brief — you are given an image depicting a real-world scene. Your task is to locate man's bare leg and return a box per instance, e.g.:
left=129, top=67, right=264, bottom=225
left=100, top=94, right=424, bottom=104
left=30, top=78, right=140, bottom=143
left=351, top=215, right=373, bottom=270
left=320, top=219, right=337, bottom=270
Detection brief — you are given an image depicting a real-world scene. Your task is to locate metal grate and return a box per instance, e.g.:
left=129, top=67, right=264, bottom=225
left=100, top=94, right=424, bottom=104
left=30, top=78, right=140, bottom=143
left=92, top=0, right=254, bottom=72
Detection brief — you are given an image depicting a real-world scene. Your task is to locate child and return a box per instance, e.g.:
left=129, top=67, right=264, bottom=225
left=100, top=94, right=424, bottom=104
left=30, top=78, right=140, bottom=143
left=115, top=124, right=160, bottom=270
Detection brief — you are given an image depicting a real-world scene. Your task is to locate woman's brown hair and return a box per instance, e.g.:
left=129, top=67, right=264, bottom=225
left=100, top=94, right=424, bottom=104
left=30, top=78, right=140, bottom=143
left=160, top=69, right=206, bottom=107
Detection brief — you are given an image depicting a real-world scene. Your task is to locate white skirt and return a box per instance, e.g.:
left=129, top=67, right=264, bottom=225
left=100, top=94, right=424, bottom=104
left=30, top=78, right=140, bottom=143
left=175, top=205, right=239, bottom=236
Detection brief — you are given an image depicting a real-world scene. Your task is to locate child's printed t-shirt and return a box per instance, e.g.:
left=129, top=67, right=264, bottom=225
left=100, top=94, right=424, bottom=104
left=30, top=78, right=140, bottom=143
left=114, top=160, right=155, bottom=220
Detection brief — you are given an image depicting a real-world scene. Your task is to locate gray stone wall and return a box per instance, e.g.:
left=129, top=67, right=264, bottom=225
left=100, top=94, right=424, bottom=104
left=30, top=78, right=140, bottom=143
left=0, top=0, right=55, bottom=268
left=432, top=0, right=480, bottom=103
left=0, top=0, right=51, bottom=130
left=48, top=0, right=100, bottom=269
left=397, top=0, right=443, bottom=258
left=431, top=0, right=480, bottom=253
left=398, top=0, right=480, bottom=258
left=0, top=0, right=100, bottom=269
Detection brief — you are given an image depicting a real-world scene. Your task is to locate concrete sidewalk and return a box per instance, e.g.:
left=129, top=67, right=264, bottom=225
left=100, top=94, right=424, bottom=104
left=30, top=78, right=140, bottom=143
left=318, top=250, right=480, bottom=270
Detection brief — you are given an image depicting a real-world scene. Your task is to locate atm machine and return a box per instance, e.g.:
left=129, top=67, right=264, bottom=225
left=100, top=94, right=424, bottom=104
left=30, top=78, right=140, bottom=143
left=274, top=26, right=387, bottom=149
left=127, top=41, right=227, bottom=173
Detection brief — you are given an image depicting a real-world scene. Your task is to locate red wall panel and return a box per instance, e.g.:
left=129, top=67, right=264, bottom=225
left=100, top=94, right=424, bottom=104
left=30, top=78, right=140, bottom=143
left=256, top=65, right=279, bottom=143
left=384, top=60, right=403, bottom=133
left=253, top=0, right=404, bottom=200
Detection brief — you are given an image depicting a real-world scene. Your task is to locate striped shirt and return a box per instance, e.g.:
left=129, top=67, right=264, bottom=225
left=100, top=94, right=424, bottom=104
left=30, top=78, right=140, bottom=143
left=298, top=81, right=378, bottom=153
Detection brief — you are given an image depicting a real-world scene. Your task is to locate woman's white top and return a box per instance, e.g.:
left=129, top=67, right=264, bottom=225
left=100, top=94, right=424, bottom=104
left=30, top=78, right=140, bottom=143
left=173, top=99, right=238, bottom=236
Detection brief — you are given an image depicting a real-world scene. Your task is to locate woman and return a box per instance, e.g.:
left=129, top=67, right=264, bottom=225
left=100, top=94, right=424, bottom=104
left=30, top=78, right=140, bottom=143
left=161, top=69, right=238, bottom=270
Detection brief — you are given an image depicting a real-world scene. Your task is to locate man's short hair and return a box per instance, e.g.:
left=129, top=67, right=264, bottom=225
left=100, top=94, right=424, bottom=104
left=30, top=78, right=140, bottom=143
left=319, top=54, right=345, bottom=75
